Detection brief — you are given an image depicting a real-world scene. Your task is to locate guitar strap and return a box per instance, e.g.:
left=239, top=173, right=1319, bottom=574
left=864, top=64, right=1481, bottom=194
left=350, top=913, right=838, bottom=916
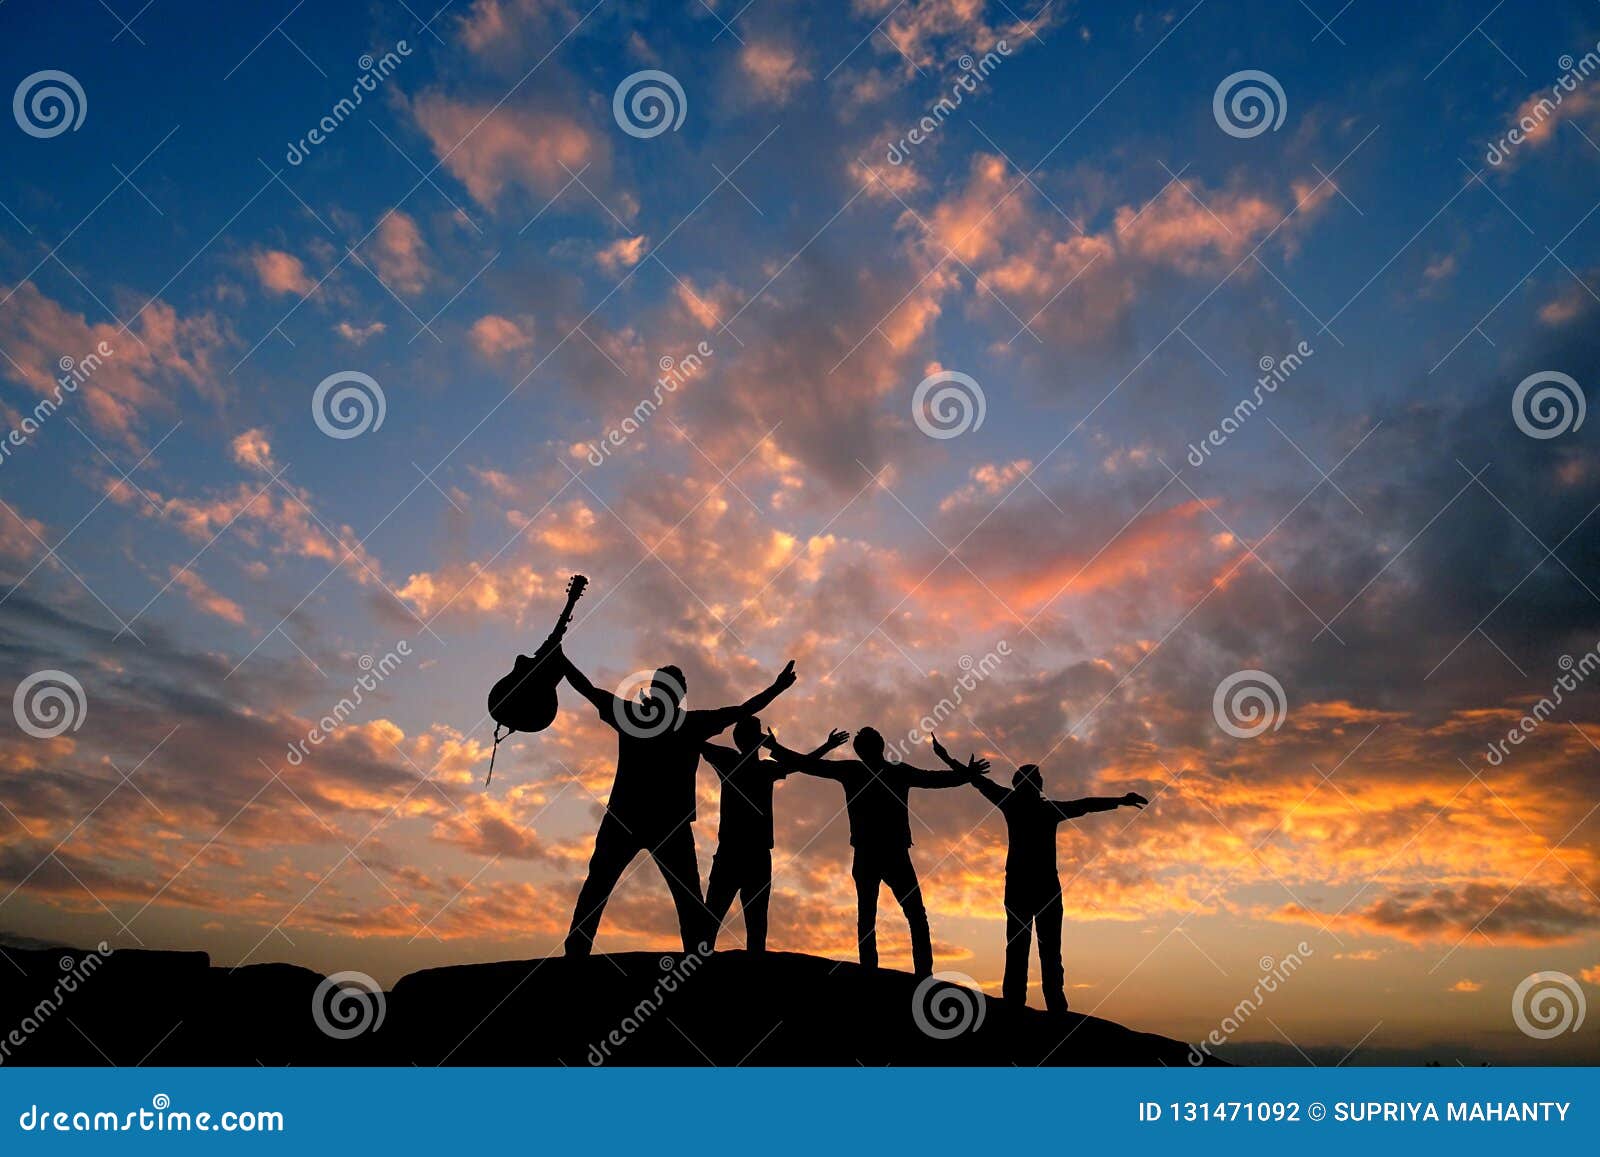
left=486, top=724, right=510, bottom=787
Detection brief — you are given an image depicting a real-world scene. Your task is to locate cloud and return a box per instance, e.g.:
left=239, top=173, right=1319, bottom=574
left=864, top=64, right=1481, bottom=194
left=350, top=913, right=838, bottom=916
left=370, top=210, right=431, bottom=295
left=595, top=235, right=647, bottom=272
left=250, top=249, right=315, bottom=296
left=412, top=93, right=600, bottom=208
left=1291, top=884, right=1600, bottom=947
left=740, top=41, right=813, bottom=104
left=334, top=320, right=387, bottom=345
left=230, top=428, right=276, bottom=473
left=169, top=567, right=247, bottom=625
left=0, top=281, right=227, bottom=442
left=469, top=314, right=534, bottom=358
left=862, top=0, right=1056, bottom=71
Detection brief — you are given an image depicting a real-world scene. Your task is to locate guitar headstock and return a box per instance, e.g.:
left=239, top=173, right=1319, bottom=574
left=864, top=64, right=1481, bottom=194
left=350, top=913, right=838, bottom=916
left=565, top=575, right=588, bottom=604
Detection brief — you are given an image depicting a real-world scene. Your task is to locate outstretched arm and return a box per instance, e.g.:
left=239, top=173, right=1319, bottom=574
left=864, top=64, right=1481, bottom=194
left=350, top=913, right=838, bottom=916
left=559, top=651, right=625, bottom=726
left=762, top=732, right=848, bottom=781
left=1052, top=792, right=1149, bottom=820
left=701, top=660, right=799, bottom=730
left=903, top=735, right=990, bottom=787
left=804, top=728, right=851, bottom=759
left=900, top=762, right=985, bottom=789
left=969, top=774, right=1009, bottom=807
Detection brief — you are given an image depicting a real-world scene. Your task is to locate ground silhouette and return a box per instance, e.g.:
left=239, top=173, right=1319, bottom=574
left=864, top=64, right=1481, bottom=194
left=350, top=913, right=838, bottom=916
left=1, top=944, right=1212, bottom=1066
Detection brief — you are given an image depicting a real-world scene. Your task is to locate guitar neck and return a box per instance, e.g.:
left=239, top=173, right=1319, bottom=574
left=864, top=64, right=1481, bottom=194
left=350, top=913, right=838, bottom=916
left=537, top=590, right=583, bottom=651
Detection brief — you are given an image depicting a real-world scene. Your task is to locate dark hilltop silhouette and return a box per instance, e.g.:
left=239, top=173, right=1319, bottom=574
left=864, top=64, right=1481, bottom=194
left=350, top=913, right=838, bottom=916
left=0, top=943, right=1210, bottom=1066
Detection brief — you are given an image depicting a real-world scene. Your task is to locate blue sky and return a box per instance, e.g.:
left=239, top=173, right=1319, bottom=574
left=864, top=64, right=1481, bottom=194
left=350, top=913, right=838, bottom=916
left=1, top=0, right=1598, bottom=1064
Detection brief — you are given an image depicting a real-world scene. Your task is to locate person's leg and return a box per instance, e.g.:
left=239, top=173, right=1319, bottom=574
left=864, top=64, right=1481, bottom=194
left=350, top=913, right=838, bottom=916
left=703, top=847, right=738, bottom=950
left=1001, top=881, right=1033, bottom=1006
left=1036, top=887, right=1067, bottom=1014
left=851, top=852, right=880, bottom=969
left=564, top=815, right=637, bottom=957
left=651, top=823, right=711, bottom=954
left=881, top=850, right=933, bottom=977
left=740, top=849, right=773, bottom=953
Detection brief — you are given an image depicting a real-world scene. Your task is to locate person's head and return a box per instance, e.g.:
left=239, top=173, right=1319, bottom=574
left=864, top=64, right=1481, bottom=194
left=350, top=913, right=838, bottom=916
left=852, top=726, right=885, bottom=763
left=733, top=715, right=763, bottom=753
left=650, top=665, right=686, bottom=709
left=1012, top=764, right=1044, bottom=794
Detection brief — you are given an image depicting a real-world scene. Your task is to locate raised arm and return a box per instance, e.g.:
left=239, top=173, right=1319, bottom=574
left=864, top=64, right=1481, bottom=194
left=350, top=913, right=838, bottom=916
left=1052, top=792, right=1149, bottom=820
left=559, top=651, right=625, bottom=725
left=701, top=660, right=799, bottom=731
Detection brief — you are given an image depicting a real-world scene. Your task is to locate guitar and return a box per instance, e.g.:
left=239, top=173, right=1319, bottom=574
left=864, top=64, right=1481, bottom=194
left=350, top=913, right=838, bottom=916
left=484, top=574, right=587, bottom=784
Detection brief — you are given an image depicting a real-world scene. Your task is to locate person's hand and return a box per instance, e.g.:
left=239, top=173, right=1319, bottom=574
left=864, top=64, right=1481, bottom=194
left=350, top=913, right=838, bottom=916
left=773, top=660, right=798, bottom=692
left=930, top=734, right=951, bottom=762
left=826, top=728, right=850, bottom=749
left=966, top=755, right=990, bottom=776
left=1122, top=792, right=1149, bottom=809
left=762, top=727, right=778, bottom=750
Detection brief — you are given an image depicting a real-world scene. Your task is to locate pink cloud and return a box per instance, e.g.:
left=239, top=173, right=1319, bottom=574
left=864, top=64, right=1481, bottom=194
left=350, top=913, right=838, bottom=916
left=740, top=41, right=813, bottom=104
left=169, top=567, right=247, bottom=625
left=250, top=249, right=314, bottom=296
left=469, top=314, right=533, bottom=357
left=412, top=93, right=599, bottom=208
left=0, top=281, right=226, bottom=442
left=371, top=210, right=431, bottom=295
left=596, top=235, right=648, bottom=272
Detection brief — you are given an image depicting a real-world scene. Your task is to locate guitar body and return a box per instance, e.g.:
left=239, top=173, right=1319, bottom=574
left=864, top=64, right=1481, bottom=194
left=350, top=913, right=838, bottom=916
left=486, top=575, right=587, bottom=741
left=487, top=649, right=562, bottom=733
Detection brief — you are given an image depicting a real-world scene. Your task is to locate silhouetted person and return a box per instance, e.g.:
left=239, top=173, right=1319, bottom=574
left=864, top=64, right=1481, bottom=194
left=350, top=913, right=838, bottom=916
left=933, top=736, right=1147, bottom=1014
left=763, top=726, right=985, bottom=976
left=558, top=648, right=798, bottom=956
left=701, top=720, right=850, bottom=952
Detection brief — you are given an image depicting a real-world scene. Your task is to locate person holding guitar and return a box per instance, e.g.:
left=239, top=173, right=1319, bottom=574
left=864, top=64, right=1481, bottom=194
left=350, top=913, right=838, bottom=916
left=556, top=649, right=799, bottom=957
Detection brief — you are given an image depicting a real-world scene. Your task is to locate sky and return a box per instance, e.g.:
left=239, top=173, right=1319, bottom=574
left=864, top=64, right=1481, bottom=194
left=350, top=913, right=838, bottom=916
left=1, top=0, right=1598, bottom=1065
